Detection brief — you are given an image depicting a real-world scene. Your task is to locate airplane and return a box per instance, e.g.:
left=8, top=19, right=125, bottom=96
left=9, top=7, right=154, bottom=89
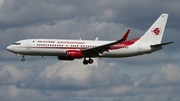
left=7, top=13, right=173, bottom=65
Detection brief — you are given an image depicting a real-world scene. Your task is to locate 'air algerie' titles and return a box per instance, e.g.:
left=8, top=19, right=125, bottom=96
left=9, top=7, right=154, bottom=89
left=38, top=41, right=55, bottom=43
left=37, top=40, right=85, bottom=44
left=57, top=41, right=85, bottom=44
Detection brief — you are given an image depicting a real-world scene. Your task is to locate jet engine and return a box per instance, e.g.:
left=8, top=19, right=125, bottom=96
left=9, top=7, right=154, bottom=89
left=58, top=50, right=83, bottom=60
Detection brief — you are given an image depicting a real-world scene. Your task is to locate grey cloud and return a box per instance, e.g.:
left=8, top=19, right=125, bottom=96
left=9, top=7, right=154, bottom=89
left=34, top=60, right=124, bottom=90
left=0, top=65, right=37, bottom=87
left=139, top=63, right=180, bottom=87
left=0, top=60, right=132, bottom=100
left=0, top=0, right=77, bottom=29
left=103, top=51, right=177, bottom=66
left=113, top=0, right=180, bottom=30
left=1, top=0, right=180, bottom=30
left=0, top=60, right=180, bottom=101
left=0, top=70, right=11, bottom=81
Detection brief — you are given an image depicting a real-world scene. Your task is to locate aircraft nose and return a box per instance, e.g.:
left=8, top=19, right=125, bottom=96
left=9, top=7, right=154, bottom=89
left=6, top=45, right=13, bottom=51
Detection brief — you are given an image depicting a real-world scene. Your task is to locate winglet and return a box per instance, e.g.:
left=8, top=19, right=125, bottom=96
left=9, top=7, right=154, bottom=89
left=118, top=29, right=130, bottom=42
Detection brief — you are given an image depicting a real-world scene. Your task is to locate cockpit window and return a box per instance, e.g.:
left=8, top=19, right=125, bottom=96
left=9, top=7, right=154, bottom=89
left=13, top=43, right=21, bottom=45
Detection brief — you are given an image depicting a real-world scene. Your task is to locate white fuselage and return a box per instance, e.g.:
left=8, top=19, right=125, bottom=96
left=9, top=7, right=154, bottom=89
left=7, top=38, right=161, bottom=58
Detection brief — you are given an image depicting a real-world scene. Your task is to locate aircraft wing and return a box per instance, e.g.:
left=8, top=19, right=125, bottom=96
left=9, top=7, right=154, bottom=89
left=82, top=29, right=130, bottom=56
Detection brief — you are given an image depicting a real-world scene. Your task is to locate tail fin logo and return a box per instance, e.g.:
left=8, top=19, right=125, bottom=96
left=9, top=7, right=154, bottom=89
left=151, top=28, right=161, bottom=35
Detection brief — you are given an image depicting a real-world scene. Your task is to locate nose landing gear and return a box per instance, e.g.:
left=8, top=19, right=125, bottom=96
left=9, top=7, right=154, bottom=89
left=16, top=54, right=25, bottom=62
left=21, top=56, right=25, bottom=62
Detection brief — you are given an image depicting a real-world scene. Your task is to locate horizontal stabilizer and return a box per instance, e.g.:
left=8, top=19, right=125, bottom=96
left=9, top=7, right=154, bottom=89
left=151, top=41, right=174, bottom=47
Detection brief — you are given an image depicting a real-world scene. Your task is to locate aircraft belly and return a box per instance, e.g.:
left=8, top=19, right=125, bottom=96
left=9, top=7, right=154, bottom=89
left=101, top=48, right=139, bottom=58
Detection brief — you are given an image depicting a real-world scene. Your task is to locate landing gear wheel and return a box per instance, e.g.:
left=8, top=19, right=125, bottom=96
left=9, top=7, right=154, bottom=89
left=83, top=57, right=94, bottom=65
left=83, top=60, right=88, bottom=65
left=21, top=56, right=25, bottom=62
left=88, top=58, right=93, bottom=64
left=21, top=58, right=25, bottom=62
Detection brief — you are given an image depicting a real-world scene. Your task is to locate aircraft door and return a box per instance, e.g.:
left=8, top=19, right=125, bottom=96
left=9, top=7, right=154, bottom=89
left=138, top=44, right=142, bottom=53
left=26, top=40, right=31, bottom=50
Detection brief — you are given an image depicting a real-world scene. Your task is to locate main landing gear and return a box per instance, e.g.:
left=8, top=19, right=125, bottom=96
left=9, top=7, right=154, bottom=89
left=83, top=58, right=94, bottom=65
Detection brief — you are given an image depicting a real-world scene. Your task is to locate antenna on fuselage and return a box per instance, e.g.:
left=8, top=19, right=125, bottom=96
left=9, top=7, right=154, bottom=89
left=95, top=37, right=99, bottom=41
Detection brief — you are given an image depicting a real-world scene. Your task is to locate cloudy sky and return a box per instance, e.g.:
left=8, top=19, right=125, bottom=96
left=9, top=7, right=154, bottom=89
left=0, top=0, right=180, bottom=101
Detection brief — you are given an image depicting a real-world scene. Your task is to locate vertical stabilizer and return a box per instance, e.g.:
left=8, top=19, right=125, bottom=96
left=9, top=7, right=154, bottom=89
left=136, top=13, right=168, bottom=44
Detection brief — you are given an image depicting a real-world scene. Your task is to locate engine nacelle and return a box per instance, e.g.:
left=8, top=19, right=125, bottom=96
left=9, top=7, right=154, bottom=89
left=57, top=50, right=83, bottom=60
left=65, top=50, right=83, bottom=58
